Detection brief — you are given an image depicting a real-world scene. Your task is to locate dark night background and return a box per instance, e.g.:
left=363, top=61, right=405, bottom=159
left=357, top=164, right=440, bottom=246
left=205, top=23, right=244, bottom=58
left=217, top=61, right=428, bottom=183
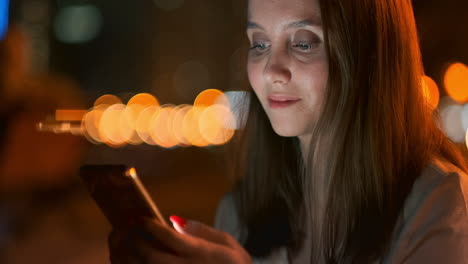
left=0, top=0, right=467, bottom=263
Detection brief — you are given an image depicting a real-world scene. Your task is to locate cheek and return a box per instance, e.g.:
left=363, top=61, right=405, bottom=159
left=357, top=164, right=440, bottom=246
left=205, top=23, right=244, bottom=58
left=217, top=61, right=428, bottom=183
left=299, top=64, right=328, bottom=105
left=247, top=62, right=263, bottom=93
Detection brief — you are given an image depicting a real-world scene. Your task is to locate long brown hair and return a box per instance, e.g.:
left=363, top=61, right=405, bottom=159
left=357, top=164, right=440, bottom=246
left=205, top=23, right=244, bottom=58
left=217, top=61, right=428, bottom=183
left=227, top=0, right=468, bottom=262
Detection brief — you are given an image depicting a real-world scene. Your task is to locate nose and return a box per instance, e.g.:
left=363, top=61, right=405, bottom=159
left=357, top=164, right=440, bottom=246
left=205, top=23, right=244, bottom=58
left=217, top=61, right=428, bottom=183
left=264, top=49, right=292, bottom=85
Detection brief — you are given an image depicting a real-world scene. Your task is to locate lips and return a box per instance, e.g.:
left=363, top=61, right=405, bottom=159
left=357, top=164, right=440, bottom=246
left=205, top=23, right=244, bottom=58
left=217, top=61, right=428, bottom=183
left=267, top=94, right=300, bottom=101
left=267, top=94, right=301, bottom=109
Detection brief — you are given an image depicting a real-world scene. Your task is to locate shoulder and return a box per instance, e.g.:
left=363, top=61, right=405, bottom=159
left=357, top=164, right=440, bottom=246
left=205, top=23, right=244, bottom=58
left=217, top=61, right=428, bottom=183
left=384, top=157, right=468, bottom=263
left=403, top=157, right=468, bottom=221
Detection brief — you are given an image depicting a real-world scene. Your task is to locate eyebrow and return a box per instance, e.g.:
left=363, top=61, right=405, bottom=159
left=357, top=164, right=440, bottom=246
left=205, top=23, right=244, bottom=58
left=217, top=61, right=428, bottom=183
left=246, top=19, right=322, bottom=31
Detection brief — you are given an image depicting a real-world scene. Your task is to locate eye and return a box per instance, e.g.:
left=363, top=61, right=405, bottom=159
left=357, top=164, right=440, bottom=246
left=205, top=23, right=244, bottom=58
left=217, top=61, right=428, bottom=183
left=293, top=42, right=311, bottom=50
left=249, top=42, right=270, bottom=54
left=292, top=41, right=319, bottom=53
left=291, top=30, right=322, bottom=54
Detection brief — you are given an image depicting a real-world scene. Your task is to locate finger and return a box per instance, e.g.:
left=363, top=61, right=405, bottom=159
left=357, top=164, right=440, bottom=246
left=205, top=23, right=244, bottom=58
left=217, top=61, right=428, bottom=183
left=170, top=215, right=237, bottom=248
left=132, top=227, right=178, bottom=255
left=137, top=217, right=199, bottom=256
left=133, top=237, right=186, bottom=264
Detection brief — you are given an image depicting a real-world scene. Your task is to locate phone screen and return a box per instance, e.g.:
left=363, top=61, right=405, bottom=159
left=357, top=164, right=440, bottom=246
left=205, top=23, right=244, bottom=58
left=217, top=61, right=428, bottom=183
left=79, top=165, right=167, bottom=227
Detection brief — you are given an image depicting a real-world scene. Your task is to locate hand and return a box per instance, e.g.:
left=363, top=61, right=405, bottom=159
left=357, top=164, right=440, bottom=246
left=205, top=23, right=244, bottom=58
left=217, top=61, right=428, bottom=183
left=108, top=216, right=252, bottom=264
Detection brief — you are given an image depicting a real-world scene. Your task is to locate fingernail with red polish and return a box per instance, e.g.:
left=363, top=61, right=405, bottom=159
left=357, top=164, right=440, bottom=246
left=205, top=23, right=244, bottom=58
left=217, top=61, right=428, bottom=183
left=170, top=215, right=187, bottom=229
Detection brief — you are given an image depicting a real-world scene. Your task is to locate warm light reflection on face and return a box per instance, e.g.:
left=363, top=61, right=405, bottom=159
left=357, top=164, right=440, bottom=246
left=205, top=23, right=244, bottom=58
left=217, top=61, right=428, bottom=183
left=247, top=0, right=328, bottom=138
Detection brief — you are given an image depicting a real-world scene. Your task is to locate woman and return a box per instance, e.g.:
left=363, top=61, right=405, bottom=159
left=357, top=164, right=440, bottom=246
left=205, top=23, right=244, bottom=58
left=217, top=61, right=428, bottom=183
left=108, top=0, right=468, bottom=263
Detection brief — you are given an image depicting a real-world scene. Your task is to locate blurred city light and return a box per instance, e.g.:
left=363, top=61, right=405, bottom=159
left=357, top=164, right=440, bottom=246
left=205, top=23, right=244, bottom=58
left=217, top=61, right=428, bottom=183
left=135, top=105, right=159, bottom=145
left=462, top=103, right=468, bottom=131
left=55, top=110, right=87, bottom=121
left=0, top=0, right=8, bottom=40
left=199, top=105, right=235, bottom=145
left=466, top=129, right=468, bottom=150
left=82, top=105, right=107, bottom=144
left=119, top=105, right=143, bottom=145
left=150, top=105, right=179, bottom=148
left=440, top=104, right=465, bottom=143
left=222, top=91, right=250, bottom=130
left=444, top=62, right=468, bottom=103
left=40, top=90, right=239, bottom=148
left=194, top=89, right=227, bottom=107
left=54, top=4, right=102, bottom=44
left=94, top=94, right=122, bottom=107
left=128, top=93, right=160, bottom=107
left=172, top=105, right=192, bottom=146
left=36, top=121, right=82, bottom=135
left=421, top=75, right=439, bottom=109
left=438, top=96, right=458, bottom=112
left=99, top=104, right=127, bottom=147
left=183, top=106, right=209, bottom=147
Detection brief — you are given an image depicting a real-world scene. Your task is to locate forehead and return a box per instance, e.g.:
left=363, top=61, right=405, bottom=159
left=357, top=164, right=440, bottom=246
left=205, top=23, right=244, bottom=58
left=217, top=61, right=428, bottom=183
left=248, top=0, right=321, bottom=22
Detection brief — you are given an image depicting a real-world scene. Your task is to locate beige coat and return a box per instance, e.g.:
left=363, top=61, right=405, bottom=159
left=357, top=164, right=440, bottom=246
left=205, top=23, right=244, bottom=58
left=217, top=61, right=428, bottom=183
left=214, top=157, right=468, bottom=263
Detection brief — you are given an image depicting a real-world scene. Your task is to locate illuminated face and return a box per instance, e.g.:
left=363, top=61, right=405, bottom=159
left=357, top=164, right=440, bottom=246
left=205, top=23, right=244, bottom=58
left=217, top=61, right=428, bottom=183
left=247, top=0, right=328, bottom=139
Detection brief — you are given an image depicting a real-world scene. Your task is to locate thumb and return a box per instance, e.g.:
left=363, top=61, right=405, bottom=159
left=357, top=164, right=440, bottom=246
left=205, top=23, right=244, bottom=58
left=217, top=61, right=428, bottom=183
left=169, top=215, right=234, bottom=247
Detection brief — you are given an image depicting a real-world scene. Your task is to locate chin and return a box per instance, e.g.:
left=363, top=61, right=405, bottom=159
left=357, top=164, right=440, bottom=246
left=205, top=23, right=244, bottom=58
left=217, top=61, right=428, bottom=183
left=271, top=124, right=303, bottom=137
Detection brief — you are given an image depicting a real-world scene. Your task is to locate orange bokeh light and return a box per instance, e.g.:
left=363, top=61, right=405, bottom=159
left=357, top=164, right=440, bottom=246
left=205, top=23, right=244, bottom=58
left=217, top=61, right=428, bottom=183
left=122, top=93, right=161, bottom=145
left=59, top=91, right=239, bottom=147
left=444, top=63, right=468, bottom=103
left=119, top=104, right=144, bottom=145
left=421, top=75, right=440, bottom=109
left=199, top=105, right=235, bottom=145
left=135, top=106, right=159, bottom=145
left=99, top=104, right=128, bottom=147
left=150, top=106, right=179, bottom=148
left=194, top=89, right=228, bottom=108
left=172, top=105, right=192, bottom=147
left=182, top=106, right=210, bottom=147
left=82, top=105, right=107, bottom=144
left=466, top=129, right=468, bottom=150
left=55, top=109, right=88, bottom=121
left=127, top=93, right=160, bottom=107
left=94, top=94, right=122, bottom=107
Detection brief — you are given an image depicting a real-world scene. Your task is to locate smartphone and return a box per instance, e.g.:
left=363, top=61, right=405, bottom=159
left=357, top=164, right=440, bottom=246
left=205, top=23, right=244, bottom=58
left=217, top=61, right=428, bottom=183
left=79, top=165, right=168, bottom=227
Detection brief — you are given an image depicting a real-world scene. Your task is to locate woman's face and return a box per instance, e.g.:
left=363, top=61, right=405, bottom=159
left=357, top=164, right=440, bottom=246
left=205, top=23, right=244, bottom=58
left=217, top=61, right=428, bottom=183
left=247, top=0, right=328, bottom=139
